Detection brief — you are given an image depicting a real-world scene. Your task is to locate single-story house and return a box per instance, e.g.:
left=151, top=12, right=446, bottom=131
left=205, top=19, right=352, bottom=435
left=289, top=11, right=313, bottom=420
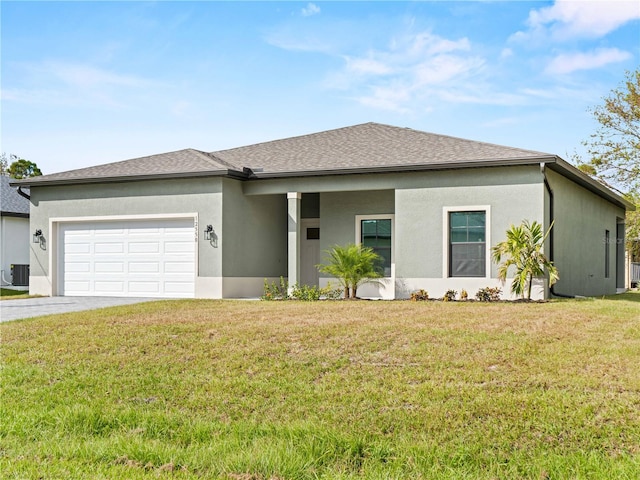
left=12, top=122, right=632, bottom=300
left=1, top=175, right=31, bottom=288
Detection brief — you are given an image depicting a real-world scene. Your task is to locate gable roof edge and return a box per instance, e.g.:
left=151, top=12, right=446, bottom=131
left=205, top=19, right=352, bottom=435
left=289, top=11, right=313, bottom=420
left=546, top=156, right=634, bottom=211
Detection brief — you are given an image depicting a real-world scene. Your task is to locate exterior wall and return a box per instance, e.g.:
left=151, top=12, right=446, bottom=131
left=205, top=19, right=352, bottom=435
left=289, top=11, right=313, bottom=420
left=319, top=190, right=395, bottom=298
left=394, top=166, right=545, bottom=300
left=27, top=163, right=626, bottom=300
left=221, top=178, right=287, bottom=297
left=546, top=169, right=626, bottom=297
left=0, top=216, right=30, bottom=289
left=28, top=177, right=224, bottom=298
left=248, top=166, right=548, bottom=300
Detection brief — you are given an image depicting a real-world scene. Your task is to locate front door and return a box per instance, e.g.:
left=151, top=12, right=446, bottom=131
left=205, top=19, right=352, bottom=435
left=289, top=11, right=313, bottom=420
left=300, top=219, right=320, bottom=287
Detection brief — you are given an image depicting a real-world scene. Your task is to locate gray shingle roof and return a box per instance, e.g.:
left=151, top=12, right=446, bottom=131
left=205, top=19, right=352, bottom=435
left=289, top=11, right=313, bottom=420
left=12, top=148, right=238, bottom=186
left=12, top=123, right=555, bottom=187
left=1, top=175, right=30, bottom=215
left=214, top=122, right=553, bottom=176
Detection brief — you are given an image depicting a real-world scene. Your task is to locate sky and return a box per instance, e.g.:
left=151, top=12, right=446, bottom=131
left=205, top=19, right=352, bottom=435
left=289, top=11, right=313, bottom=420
left=1, top=0, right=639, bottom=176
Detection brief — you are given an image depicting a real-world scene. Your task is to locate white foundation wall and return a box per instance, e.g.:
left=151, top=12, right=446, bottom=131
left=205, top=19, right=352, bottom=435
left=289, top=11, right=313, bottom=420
left=395, top=277, right=547, bottom=300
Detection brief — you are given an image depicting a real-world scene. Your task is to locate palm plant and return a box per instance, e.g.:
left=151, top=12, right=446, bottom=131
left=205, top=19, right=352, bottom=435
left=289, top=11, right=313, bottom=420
left=492, top=220, right=559, bottom=300
left=317, top=243, right=382, bottom=299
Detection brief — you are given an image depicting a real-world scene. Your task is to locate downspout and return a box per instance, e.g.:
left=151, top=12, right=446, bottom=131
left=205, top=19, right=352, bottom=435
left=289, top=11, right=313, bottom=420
left=16, top=186, right=30, bottom=200
left=541, top=162, right=575, bottom=298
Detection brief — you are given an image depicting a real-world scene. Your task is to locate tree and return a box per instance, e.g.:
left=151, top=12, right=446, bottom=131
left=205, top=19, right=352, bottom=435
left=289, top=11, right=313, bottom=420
left=317, top=243, right=382, bottom=299
left=7, top=157, right=42, bottom=179
left=575, top=69, right=639, bottom=259
left=577, top=69, right=640, bottom=192
left=492, top=220, right=559, bottom=300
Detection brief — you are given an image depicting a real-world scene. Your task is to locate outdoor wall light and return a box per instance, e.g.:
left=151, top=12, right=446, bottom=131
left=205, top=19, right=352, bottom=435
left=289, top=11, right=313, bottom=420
left=204, top=224, right=218, bottom=247
left=33, top=229, right=43, bottom=244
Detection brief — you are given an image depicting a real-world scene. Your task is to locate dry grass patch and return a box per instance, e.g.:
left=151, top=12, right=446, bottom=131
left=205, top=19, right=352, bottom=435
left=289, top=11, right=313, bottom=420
left=1, top=295, right=639, bottom=478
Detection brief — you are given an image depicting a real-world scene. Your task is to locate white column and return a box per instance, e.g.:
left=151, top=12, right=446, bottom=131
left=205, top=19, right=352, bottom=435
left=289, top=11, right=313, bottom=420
left=287, top=192, right=302, bottom=295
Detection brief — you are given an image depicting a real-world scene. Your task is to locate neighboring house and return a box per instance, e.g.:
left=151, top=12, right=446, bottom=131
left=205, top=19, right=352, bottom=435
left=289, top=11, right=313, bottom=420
left=1, top=175, right=30, bottom=288
left=11, top=122, right=633, bottom=300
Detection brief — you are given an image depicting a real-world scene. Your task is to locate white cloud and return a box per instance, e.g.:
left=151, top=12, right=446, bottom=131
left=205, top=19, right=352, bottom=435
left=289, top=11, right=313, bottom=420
left=344, top=56, right=393, bottom=75
left=513, top=0, right=640, bottom=41
left=331, top=31, right=489, bottom=112
left=545, top=48, right=632, bottom=74
left=44, top=61, right=152, bottom=89
left=500, top=48, right=513, bottom=60
left=4, top=61, right=158, bottom=109
left=301, top=3, right=320, bottom=17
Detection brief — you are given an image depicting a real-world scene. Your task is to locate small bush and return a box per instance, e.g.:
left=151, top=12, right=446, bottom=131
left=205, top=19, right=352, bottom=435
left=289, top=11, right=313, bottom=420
left=290, top=283, right=321, bottom=301
left=261, top=277, right=289, bottom=301
left=410, top=289, right=429, bottom=301
left=443, top=289, right=457, bottom=302
left=475, top=287, right=502, bottom=302
left=460, top=289, right=468, bottom=301
left=262, top=279, right=343, bottom=301
left=321, top=283, right=344, bottom=300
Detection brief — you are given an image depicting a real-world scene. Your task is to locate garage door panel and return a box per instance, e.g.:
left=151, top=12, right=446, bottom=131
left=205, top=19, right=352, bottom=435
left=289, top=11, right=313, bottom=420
left=165, top=282, right=194, bottom=295
left=65, top=281, right=91, bottom=293
left=65, top=262, right=91, bottom=273
left=129, top=262, right=160, bottom=274
left=95, top=243, right=125, bottom=254
left=66, top=243, right=91, bottom=254
left=94, top=262, right=125, bottom=273
left=128, top=281, right=161, bottom=294
left=94, top=281, right=125, bottom=293
left=165, top=262, right=194, bottom=273
left=165, top=242, right=195, bottom=253
left=61, top=218, right=195, bottom=298
left=129, top=242, right=161, bottom=254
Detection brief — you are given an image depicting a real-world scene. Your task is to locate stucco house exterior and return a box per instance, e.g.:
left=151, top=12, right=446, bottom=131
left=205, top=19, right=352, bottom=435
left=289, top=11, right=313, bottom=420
left=1, top=175, right=31, bottom=289
left=12, top=123, right=632, bottom=300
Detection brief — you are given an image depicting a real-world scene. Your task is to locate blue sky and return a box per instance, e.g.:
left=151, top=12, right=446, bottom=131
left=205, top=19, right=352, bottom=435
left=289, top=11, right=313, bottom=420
left=2, top=1, right=639, bottom=175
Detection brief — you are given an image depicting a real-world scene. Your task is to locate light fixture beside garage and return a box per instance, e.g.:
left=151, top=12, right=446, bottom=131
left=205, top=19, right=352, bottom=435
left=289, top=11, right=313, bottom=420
left=32, top=228, right=46, bottom=250
left=204, top=225, right=218, bottom=247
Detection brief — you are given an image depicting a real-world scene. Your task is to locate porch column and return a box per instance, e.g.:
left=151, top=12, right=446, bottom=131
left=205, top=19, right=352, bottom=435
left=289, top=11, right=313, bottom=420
left=287, top=192, right=302, bottom=295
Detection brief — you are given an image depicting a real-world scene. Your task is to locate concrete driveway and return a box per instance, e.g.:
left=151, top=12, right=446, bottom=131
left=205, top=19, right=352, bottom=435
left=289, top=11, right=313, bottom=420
left=0, top=297, right=161, bottom=322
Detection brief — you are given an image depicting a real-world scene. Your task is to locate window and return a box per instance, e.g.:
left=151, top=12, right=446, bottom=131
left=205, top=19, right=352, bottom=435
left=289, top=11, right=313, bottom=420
left=449, top=211, right=486, bottom=277
left=605, top=230, right=610, bottom=278
left=357, top=216, right=393, bottom=277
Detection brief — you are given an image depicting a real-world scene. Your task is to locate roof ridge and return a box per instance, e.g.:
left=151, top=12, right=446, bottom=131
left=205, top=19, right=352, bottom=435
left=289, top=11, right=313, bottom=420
left=211, top=122, right=379, bottom=155
left=404, top=127, right=552, bottom=156
left=188, top=148, right=240, bottom=170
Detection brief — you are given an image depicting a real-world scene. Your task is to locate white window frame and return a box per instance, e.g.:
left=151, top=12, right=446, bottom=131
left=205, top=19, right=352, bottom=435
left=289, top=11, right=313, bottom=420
left=355, top=214, right=395, bottom=278
left=443, top=206, right=491, bottom=279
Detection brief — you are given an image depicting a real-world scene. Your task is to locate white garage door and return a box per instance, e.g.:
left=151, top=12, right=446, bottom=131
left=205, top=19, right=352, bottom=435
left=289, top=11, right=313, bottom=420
left=61, top=218, right=196, bottom=298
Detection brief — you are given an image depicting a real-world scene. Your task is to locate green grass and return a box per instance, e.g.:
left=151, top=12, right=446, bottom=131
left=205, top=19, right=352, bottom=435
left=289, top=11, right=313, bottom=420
left=0, top=288, right=31, bottom=299
left=1, top=294, right=639, bottom=479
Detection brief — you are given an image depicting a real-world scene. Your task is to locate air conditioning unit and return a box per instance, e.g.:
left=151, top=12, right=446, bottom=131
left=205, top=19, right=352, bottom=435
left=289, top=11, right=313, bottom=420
left=11, top=264, right=30, bottom=287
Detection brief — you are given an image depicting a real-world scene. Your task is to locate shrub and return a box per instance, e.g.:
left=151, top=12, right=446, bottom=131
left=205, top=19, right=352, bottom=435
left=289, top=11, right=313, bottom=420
left=320, top=283, right=344, bottom=300
left=460, top=289, right=468, bottom=301
left=317, top=244, right=382, bottom=299
left=475, top=287, right=502, bottom=302
left=492, top=220, right=559, bottom=300
left=443, top=289, right=457, bottom=302
left=262, top=279, right=343, bottom=301
left=410, top=289, right=429, bottom=301
left=290, top=284, right=321, bottom=301
left=261, top=277, right=289, bottom=301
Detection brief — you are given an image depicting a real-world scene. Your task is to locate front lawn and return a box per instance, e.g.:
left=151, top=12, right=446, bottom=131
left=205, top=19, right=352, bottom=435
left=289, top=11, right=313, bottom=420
left=1, top=295, right=639, bottom=479
left=0, top=288, right=31, bottom=300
